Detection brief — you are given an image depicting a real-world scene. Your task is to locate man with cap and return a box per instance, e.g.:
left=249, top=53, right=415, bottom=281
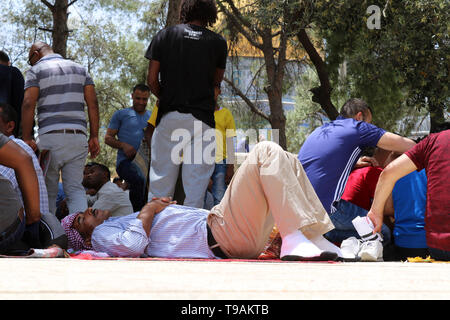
left=62, top=141, right=343, bottom=261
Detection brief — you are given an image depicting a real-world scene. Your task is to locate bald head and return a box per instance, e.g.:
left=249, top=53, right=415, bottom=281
left=30, top=41, right=52, bottom=52
left=28, top=42, right=53, bottom=66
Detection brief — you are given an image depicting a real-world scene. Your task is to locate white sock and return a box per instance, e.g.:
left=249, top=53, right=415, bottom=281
left=280, top=230, right=323, bottom=258
left=310, top=235, right=343, bottom=257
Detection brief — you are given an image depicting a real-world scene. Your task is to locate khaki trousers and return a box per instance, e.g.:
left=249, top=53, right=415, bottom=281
left=208, top=141, right=334, bottom=259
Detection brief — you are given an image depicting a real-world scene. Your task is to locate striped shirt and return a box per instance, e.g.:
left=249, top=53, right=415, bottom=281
left=91, top=205, right=218, bottom=259
left=0, top=136, right=49, bottom=214
left=24, top=54, right=94, bottom=135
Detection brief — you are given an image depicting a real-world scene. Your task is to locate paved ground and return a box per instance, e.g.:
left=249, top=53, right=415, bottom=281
left=1, top=258, right=449, bottom=301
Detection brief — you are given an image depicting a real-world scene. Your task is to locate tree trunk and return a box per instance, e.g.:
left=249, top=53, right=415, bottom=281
left=41, top=0, right=72, bottom=58
left=267, top=93, right=287, bottom=150
left=51, top=0, right=70, bottom=58
left=166, top=0, right=182, bottom=27
left=297, top=29, right=339, bottom=120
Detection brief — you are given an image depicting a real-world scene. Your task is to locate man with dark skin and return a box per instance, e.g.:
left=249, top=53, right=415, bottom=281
left=82, top=162, right=133, bottom=217
left=0, top=139, right=40, bottom=224
left=0, top=51, right=24, bottom=136
left=145, top=0, right=228, bottom=208
left=0, top=134, right=41, bottom=253
left=62, top=142, right=342, bottom=261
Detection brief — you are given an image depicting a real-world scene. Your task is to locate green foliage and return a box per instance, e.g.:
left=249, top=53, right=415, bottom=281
left=313, top=0, right=449, bottom=130
left=0, top=0, right=158, bottom=172
left=285, top=68, right=324, bottom=153
left=1, top=0, right=447, bottom=160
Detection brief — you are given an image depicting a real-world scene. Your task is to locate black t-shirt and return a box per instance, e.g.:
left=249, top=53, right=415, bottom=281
left=0, top=65, right=25, bottom=134
left=145, top=24, right=227, bottom=128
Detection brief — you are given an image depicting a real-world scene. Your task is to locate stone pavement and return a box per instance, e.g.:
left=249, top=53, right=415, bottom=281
left=0, top=259, right=449, bottom=300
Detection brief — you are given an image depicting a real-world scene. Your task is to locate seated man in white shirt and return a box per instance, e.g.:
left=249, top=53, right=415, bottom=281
left=82, top=162, right=133, bottom=218
left=62, top=141, right=342, bottom=261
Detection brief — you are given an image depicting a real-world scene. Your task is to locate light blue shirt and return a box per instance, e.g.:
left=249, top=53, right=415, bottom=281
left=108, top=107, right=151, bottom=166
left=91, top=205, right=217, bottom=259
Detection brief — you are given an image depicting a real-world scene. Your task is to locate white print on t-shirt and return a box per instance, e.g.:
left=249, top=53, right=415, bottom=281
left=184, top=28, right=203, bottom=40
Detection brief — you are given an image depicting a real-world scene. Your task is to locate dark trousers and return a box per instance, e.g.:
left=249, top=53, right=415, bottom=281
left=117, top=159, right=145, bottom=212
left=0, top=216, right=26, bottom=255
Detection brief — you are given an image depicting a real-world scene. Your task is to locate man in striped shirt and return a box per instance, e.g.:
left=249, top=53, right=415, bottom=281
left=298, top=98, right=416, bottom=245
left=21, top=42, right=100, bottom=216
left=62, top=141, right=344, bottom=261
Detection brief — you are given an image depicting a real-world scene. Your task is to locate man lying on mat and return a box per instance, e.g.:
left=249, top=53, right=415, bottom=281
left=61, top=141, right=342, bottom=261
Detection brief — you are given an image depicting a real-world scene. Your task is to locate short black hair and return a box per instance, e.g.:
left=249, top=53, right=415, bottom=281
left=132, top=84, right=150, bottom=93
left=0, top=103, right=18, bottom=125
left=431, top=122, right=450, bottom=134
left=180, top=0, right=218, bottom=26
left=360, top=146, right=376, bottom=158
left=339, top=98, right=373, bottom=119
left=85, top=162, right=111, bottom=180
left=0, top=51, right=10, bottom=63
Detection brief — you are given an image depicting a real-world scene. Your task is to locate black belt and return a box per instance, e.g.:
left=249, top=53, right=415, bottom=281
left=0, top=217, right=23, bottom=242
left=206, top=224, right=228, bottom=259
left=46, top=129, right=86, bottom=135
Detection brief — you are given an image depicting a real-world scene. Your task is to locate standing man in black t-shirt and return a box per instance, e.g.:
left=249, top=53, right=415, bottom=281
left=145, top=0, right=227, bottom=208
left=0, top=51, right=24, bottom=137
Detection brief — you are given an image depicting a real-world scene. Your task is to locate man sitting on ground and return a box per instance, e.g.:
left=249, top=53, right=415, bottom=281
left=0, top=103, right=67, bottom=250
left=0, top=133, right=40, bottom=254
left=82, top=162, right=133, bottom=218
left=298, top=98, right=416, bottom=261
left=62, top=141, right=342, bottom=261
left=325, top=147, right=392, bottom=244
left=383, top=150, right=428, bottom=261
left=368, top=128, right=450, bottom=261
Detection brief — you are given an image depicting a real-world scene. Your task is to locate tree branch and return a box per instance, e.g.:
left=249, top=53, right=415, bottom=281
left=296, top=28, right=339, bottom=120
left=66, top=0, right=79, bottom=8
left=38, top=27, right=54, bottom=33
left=217, top=0, right=263, bottom=50
left=223, top=77, right=270, bottom=122
left=40, top=0, right=54, bottom=11
left=221, top=0, right=259, bottom=34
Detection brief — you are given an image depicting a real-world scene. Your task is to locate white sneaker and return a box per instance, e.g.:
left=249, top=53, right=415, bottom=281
left=340, top=237, right=362, bottom=261
left=358, top=240, right=383, bottom=262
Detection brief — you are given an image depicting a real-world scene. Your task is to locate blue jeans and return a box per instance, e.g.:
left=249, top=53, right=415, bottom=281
left=211, top=160, right=227, bottom=206
left=324, top=200, right=391, bottom=245
left=117, top=159, right=146, bottom=212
